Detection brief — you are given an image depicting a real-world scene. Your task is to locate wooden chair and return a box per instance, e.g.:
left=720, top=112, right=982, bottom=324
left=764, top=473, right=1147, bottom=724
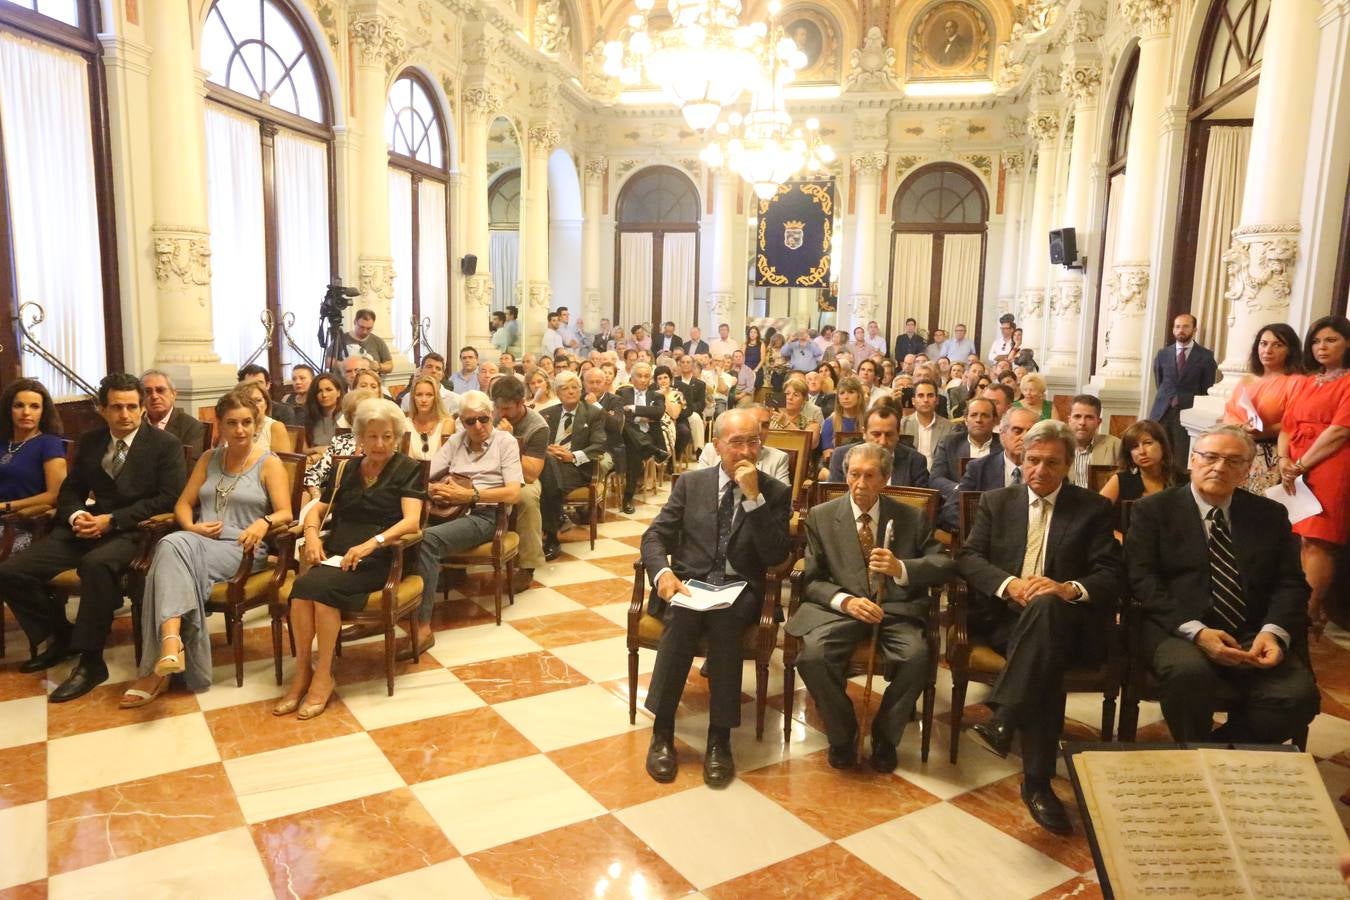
left=835, top=430, right=863, bottom=448
left=626, top=558, right=791, bottom=740
left=438, top=502, right=520, bottom=625
left=764, top=428, right=814, bottom=511
left=285, top=424, right=306, bottom=454
left=561, top=461, right=605, bottom=550
left=956, top=456, right=973, bottom=478
left=781, top=484, right=944, bottom=762
left=0, top=439, right=71, bottom=658
left=946, top=489, right=1126, bottom=762
left=1109, top=414, right=1136, bottom=439
left=1088, top=464, right=1116, bottom=492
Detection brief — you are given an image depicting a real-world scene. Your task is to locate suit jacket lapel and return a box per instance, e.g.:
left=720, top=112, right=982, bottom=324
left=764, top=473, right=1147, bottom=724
left=1044, top=488, right=1071, bottom=574
left=1005, top=488, right=1029, bottom=573
left=834, top=498, right=866, bottom=591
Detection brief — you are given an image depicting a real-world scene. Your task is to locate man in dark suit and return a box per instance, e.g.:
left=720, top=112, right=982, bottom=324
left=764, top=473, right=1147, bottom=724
left=673, top=356, right=707, bottom=458
left=790, top=442, right=953, bottom=771
left=938, top=405, right=1035, bottom=532
left=824, top=404, right=929, bottom=488
left=956, top=419, right=1122, bottom=834
left=930, top=396, right=1000, bottom=493
left=653, top=321, right=683, bottom=356
left=1149, top=313, right=1218, bottom=459
left=805, top=371, right=835, bottom=419
left=683, top=326, right=710, bottom=357
left=641, top=409, right=791, bottom=786
left=539, top=372, right=608, bottom=556
left=141, top=370, right=206, bottom=452
left=618, top=361, right=667, bottom=514
left=583, top=365, right=625, bottom=478
left=894, top=317, right=926, bottom=361
left=1125, top=425, right=1319, bottom=744
left=0, top=374, right=186, bottom=702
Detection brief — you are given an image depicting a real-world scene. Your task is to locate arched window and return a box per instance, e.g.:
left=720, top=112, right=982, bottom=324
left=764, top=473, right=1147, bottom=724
left=202, top=0, right=335, bottom=376
left=1092, top=46, right=1139, bottom=373
left=615, top=166, right=700, bottom=329
left=387, top=71, right=450, bottom=363
left=488, top=167, right=521, bottom=313
left=0, top=0, right=120, bottom=395
left=489, top=169, right=521, bottom=227
left=886, top=163, right=988, bottom=340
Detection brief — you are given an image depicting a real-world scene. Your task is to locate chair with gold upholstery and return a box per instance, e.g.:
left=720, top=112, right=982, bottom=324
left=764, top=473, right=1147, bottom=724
left=780, top=483, right=944, bottom=762
left=438, top=501, right=520, bottom=625
left=561, top=461, right=605, bottom=550
left=1088, top=464, right=1115, bottom=492
left=764, top=428, right=813, bottom=513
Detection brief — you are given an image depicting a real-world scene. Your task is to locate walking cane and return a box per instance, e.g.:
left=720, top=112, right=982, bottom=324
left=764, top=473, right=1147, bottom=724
left=857, top=520, right=893, bottom=766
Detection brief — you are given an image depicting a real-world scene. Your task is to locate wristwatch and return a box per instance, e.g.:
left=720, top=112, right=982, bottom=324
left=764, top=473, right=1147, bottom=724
left=374, top=533, right=386, bottom=546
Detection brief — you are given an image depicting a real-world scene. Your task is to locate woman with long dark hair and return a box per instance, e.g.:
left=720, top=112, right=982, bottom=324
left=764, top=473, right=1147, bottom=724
left=1221, top=323, right=1305, bottom=492
left=743, top=325, right=764, bottom=371
left=0, top=379, right=67, bottom=554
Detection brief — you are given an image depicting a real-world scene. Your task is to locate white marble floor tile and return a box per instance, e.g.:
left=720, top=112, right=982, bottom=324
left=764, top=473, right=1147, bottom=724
left=47, top=713, right=220, bottom=798
left=558, top=538, right=642, bottom=560
left=595, top=520, right=650, bottom=538
left=325, top=858, right=494, bottom=899
left=0, top=695, right=46, bottom=750
left=590, top=602, right=634, bottom=629
left=340, top=667, right=485, bottom=731
left=615, top=780, right=828, bottom=889
left=1308, top=712, right=1350, bottom=760
left=1317, top=760, right=1350, bottom=830
left=425, top=622, right=541, bottom=668
left=47, top=827, right=272, bottom=900
left=0, top=801, right=45, bottom=889
left=839, top=802, right=1075, bottom=900
left=549, top=636, right=654, bottom=685
left=891, top=721, right=1022, bottom=800
left=194, top=657, right=296, bottom=712
left=673, top=701, right=828, bottom=774
left=411, top=754, right=605, bottom=855
left=494, top=683, right=645, bottom=752
left=100, top=642, right=140, bottom=686
left=530, top=560, right=625, bottom=587
left=490, top=587, right=586, bottom=622
left=223, top=732, right=404, bottom=824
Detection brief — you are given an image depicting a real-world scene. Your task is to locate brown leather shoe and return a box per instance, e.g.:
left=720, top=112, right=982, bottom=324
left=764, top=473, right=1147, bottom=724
left=395, top=632, right=436, bottom=662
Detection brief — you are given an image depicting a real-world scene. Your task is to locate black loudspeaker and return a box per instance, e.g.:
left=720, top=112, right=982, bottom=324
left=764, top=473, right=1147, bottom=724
left=1049, top=228, right=1078, bottom=266
left=460, top=254, right=477, bottom=276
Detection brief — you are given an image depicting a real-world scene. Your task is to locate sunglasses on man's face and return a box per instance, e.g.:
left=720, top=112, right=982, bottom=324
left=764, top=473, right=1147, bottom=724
left=462, top=415, right=492, bottom=426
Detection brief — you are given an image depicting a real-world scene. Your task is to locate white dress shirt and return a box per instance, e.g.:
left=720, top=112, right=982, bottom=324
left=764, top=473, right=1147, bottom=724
left=829, top=497, right=909, bottom=611
left=994, top=484, right=1089, bottom=603
left=652, top=468, right=766, bottom=590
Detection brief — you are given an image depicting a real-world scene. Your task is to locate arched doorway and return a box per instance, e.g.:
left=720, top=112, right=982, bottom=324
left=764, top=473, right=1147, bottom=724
left=1167, top=0, right=1269, bottom=359
left=1092, top=46, right=1139, bottom=373
left=486, top=116, right=522, bottom=315
left=614, top=166, right=700, bottom=330
left=547, top=149, right=583, bottom=316
left=886, top=164, right=988, bottom=344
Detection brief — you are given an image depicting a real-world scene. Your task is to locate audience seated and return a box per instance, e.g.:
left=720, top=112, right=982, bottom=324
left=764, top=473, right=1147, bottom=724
left=526, top=368, right=559, bottom=411
left=930, top=396, right=999, bottom=495
left=539, top=372, right=605, bottom=554
left=141, top=370, right=206, bottom=450
left=819, top=375, right=864, bottom=460
left=1099, top=419, right=1181, bottom=509
left=238, top=364, right=297, bottom=427
left=618, top=361, right=668, bottom=514
left=582, top=366, right=625, bottom=478
left=771, top=376, right=823, bottom=450
left=1221, top=323, right=1304, bottom=493
left=303, top=373, right=345, bottom=455
left=653, top=365, right=684, bottom=464
left=1066, top=394, right=1121, bottom=488
left=938, top=406, right=1036, bottom=532
left=489, top=376, right=548, bottom=588
left=232, top=381, right=293, bottom=452
left=0, top=379, right=68, bottom=554
left=1012, top=373, right=1051, bottom=421
left=900, top=378, right=953, bottom=468
left=696, top=404, right=792, bottom=486
left=823, top=404, right=928, bottom=488
left=400, top=352, right=461, bottom=417
left=405, top=376, right=456, bottom=463
left=281, top=364, right=314, bottom=424
left=304, top=389, right=378, bottom=501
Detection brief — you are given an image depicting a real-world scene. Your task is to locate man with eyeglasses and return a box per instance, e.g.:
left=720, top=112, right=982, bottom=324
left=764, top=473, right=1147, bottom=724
left=450, top=346, right=480, bottom=394
left=695, top=404, right=791, bottom=486
left=1125, top=425, right=1318, bottom=746
left=140, top=370, right=205, bottom=451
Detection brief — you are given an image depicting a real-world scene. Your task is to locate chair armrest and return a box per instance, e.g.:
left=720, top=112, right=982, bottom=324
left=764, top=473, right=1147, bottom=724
left=787, top=565, right=805, bottom=617
left=3, top=503, right=54, bottom=523
left=759, top=556, right=793, bottom=626
left=946, top=582, right=972, bottom=669
left=137, top=512, right=177, bottom=530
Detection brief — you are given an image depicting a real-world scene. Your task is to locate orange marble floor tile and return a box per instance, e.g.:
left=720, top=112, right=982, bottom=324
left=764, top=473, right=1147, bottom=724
left=554, top=578, right=634, bottom=607
left=47, top=762, right=245, bottom=876
left=768, top=683, right=867, bottom=737
left=1033, top=873, right=1104, bottom=900
left=590, top=555, right=644, bottom=578
left=250, top=787, right=456, bottom=899
left=449, top=651, right=591, bottom=704
left=0, top=742, right=45, bottom=809
left=508, top=609, right=625, bottom=649
left=206, top=624, right=280, bottom=665
left=429, top=597, right=498, bottom=630
left=949, top=773, right=1095, bottom=873
left=369, top=707, right=538, bottom=784
left=704, top=843, right=915, bottom=900
left=203, top=695, right=363, bottom=759
left=0, top=881, right=47, bottom=900
left=466, top=814, right=693, bottom=899
left=547, top=729, right=703, bottom=810
left=600, top=671, right=751, bottom=718
left=739, top=750, right=941, bottom=840
left=44, top=682, right=202, bottom=740
left=616, top=534, right=645, bottom=549
left=331, top=639, right=443, bottom=686
left=0, top=667, right=46, bottom=702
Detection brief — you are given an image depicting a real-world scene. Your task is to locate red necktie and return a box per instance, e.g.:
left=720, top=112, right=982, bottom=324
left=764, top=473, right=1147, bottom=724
left=1176, top=346, right=1188, bottom=374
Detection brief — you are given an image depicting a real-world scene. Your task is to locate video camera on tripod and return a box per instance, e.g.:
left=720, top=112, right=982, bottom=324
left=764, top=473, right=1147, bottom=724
left=318, top=279, right=361, bottom=367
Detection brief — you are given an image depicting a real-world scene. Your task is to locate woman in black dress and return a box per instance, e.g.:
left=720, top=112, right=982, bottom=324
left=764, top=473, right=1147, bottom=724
left=1099, top=419, right=1182, bottom=536
left=278, top=398, right=424, bottom=720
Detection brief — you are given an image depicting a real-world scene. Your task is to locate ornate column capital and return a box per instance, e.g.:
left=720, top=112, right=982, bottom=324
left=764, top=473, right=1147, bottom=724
left=583, top=157, right=608, bottom=180
left=850, top=151, right=888, bottom=176
left=1003, top=151, right=1027, bottom=176
left=527, top=281, right=553, bottom=311
left=463, top=87, right=503, bottom=122
left=152, top=226, right=211, bottom=290
left=358, top=257, right=396, bottom=303
left=1121, top=0, right=1174, bottom=38
left=1061, top=62, right=1102, bottom=106
left=1105, top=263, right=1151, bottom=316
left=350, top=14, right=408, bottom=73
left=1027, top=111, right=1060, bottom=145
left=1222, top=226, right=1300, bottom=313
left=464, top=273, right=494, bottom=313
left=528, top=124, right=562, bottom=154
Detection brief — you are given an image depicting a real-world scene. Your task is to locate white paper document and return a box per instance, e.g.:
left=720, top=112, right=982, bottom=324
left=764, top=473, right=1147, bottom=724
left=670, top=580, right=747, bottom=612
left=1236, top=389, right=1263, bottom=431
left=1263, top=477, right=1323, bottom=525
left=319, top=556, right=348, bottom=568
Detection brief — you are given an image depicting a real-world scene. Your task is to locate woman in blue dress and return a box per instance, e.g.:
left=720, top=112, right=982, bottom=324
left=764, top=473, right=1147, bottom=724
left=0, top=379, right=67, bottom=555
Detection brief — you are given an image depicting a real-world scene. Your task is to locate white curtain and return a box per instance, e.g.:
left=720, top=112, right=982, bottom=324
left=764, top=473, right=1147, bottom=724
left=660, top=232, right=697, bottom=330
left=388, top=168, right=414, bottom=355
left=0, top=33, right=107, bottom=398
left=889, top=234, right=933, bottom=333
left=489, top=230, right=519, bottom=314
left=620, top=231, right=654, bottom=330
left=274, top=131, right=330, bottom=369
left=204, top=104, right=266, bottom=370
left=1096, top=173, right=1127, bottom=367
left=1190, top=126, right=1251, bottom=362
left=938, top=234, right=982, bottom=338
left=418, top=179, right=449, bottom=357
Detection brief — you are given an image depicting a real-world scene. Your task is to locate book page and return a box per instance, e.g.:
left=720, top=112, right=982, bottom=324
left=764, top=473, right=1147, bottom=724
left=1199, top=749, right=1350, bottom=899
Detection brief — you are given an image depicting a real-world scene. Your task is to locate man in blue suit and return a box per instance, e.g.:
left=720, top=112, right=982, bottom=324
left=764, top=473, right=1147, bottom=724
left=938, top=406, right=1036, bottom=532
left=1149, top=313, right=1217, bottom=459
left=822, top=404, right=929, bottom=488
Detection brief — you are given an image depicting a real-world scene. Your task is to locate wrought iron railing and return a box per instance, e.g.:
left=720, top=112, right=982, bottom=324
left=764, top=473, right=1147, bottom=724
left=276, top=311, right=325, bottom=372
left=13, top=302, right=97, bottom=397
left=409, top=315, right=438, bottom=362
left=239, top=310, right=276, bottom=369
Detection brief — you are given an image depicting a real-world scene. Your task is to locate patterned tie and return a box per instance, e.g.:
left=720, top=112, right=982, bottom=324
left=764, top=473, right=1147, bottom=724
left=709, top=481, right=736, bottom=586
left=857, top=512, right=875, bottom=557
left=106, top=439, right=128, bottom=479
left=1176, top=345, right=1188, bottom=374
left=1011, top=465, right=1023, bottom=486
left=1205, top=508, right=1248, bottom=634
left=1020, top=497, right=1047, bottom=579
left=560, top=411, right=574, bottom=445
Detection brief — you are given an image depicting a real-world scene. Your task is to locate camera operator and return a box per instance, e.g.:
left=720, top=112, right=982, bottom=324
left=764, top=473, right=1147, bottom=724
left=338, top=308, right=392, bottom=375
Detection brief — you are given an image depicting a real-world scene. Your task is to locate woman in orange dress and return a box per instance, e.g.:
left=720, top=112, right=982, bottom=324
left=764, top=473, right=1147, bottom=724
left=1278, top=316, right=1350, bottom=635
left=1222, top=323, right=1305, bottom=493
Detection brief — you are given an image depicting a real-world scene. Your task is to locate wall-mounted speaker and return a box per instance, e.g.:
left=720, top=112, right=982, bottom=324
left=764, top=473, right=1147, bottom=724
left=1049, top=228, right=1078, bottom=267
left=460, top=254, right=477, bottom=276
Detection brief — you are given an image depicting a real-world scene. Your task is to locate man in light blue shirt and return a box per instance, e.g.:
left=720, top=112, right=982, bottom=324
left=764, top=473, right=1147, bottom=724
left=450, top=346, right=480, bottom=394
left=781, top=329, right=822, bottom=373
left=940, top=323, right=977, bottom=362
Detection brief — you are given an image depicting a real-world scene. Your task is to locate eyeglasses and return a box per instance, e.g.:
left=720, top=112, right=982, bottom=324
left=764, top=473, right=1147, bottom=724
left=1192, top=450, right=1252, bottom=469
left=462, top=415, right=492, bottom=426
left=724, top=437, right=762, bottom=450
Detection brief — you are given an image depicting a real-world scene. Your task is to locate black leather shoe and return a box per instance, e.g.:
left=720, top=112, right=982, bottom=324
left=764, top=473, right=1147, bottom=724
left=1021, top=780, right=1072, bottom=835
left=646, top=730, right=677, bottom=783
left=970, top=719, right=1014, bottom=759
left=827, top=741, right=856, bottom=770
left=703, top=734, right=736, bottom=788
left=543, top=537, right=562, bottom=562
left=511, top=568, right=534, bottom=595
left=20, top=641, right=78, bottom=673
left=49, top=660, right=108, bottom=703
left=622, top=501, right=637, bottom=515
left=869, top=736, right=898, bottom=773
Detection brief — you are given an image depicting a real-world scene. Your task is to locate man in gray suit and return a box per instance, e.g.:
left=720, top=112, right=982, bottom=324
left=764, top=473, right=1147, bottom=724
left=789, top=442, right=953, bottom=772
left=141, top=370, right=205, bottom=452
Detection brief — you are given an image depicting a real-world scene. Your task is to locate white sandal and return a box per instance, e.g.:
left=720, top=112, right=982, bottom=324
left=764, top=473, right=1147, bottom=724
left=153, top=634, right=186, bottom=676
left=119, top=676, right=168, bottom=709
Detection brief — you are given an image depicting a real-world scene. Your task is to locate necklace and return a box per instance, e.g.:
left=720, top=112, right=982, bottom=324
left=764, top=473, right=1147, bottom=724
left=213, top=447, right=252, bottom=514
left=1314, top=367, right=1347, bottom=386
left=361, top=460, right=386, bottom=489
left=1, top=432, right=37, bottom=466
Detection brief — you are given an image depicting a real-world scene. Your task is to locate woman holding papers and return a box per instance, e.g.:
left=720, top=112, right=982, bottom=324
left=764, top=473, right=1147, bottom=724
left=1222, top=323, right=1305, bottom=493
left=1278, top=316, right=1350, bottom=635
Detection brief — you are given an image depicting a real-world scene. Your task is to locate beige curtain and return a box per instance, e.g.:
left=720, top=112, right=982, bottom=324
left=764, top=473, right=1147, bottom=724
left=619, top=231, right=654, bottom=330
left=938, top=234, right=982, bottom=336
left=1190, top=126, right=1251, bottom=362
left=890, top=233, right=933, bottom=333
left=661, top=232, right=697, bottom=330
left=1096, top=173, right=1126, bottom=367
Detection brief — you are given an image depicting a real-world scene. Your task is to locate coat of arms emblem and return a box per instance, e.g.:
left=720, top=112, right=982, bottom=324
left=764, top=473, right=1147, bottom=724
left=783, top=219, right=805, bottom=251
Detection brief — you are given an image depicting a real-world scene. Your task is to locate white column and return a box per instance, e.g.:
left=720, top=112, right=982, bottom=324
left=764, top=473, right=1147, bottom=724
left=460, top=88, right=499, bottom=354
left=1019, top=109, right=1060, bottom=357
left=846, top=150, right=887, bottom=332
left=704, top=171, right=739, bottom=334
left=996, top=151, right=1027, bottom=321
left=581, top=157, right=606, bottom=331
left=1048, top=60, right=1103, bottom=376
left=1091, top=1, right=1173, bottom=393
left=521, top=123, right=560, bottom=355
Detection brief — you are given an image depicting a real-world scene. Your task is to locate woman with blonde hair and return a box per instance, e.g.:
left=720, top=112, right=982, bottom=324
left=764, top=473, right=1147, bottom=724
left=405, top=375, right=456, bottom=462
left=526, top=368, right=559, bottom=411
left=1012, top=372, right=1052, bottom=421
left=771, top=375, right=823, bottom=449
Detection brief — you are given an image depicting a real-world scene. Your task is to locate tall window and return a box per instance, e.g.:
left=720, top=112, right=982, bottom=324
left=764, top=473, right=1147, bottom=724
left=1092, top=46, right=1138, bottom=372
left=0, top=0, right=119, bottom=396
left=202, top=0, right=335, bottom=377
left=488, top=168, right=521, bottom=314
left=387, top=71, right=450, bottom=363
left=615, top=166, right=700, bottom=329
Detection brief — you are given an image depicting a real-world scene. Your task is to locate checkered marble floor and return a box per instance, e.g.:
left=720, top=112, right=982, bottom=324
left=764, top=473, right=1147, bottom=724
left=4, top=483, right=1350, bottom=899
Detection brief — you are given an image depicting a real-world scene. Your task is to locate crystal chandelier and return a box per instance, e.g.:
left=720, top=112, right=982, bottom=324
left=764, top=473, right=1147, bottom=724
left=602, top=0, right=762, bottom=131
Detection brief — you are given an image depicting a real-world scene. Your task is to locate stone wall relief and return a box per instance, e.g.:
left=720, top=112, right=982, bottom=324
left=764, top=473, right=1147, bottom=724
left=845, top=25, right=898, bottom=91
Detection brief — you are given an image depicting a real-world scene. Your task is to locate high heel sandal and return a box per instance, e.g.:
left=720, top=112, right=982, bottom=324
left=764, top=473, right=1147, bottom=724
left=153, top=634, right=186, bottom=677
left=119, top=675, right=168, bottom=709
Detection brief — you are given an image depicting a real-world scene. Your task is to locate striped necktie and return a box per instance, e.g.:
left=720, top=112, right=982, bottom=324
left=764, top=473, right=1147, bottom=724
left=1205, top=508, right=1247, bottom=634
left=106, top=439, right=128, bottom=479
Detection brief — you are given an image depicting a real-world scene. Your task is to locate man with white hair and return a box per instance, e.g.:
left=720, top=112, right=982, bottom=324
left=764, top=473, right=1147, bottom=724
left=539, top=371, right=607, bottom=556
left=341, top=354, right=376, bottom=390
left=618, top=361, right=667, bottom=514
left=696, top=404, right=791, bottom=486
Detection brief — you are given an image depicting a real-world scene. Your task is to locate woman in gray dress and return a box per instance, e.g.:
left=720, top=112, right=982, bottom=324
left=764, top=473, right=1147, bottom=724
left=120, top=391, right=293, bottom=707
